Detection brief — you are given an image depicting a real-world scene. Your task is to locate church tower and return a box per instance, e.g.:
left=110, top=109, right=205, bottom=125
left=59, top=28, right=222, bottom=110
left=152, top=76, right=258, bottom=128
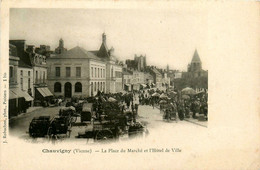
left=190, top=49, right=202, bottom=72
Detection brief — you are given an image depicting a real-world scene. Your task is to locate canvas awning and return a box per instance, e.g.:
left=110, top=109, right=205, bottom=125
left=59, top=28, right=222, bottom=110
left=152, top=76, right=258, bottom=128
left=124, top=84, right=130, bottom=87
left=9, top=88, right=33, bottom=101
left=9, top=89, right=19, bottom=100
left=37, top=87, right=53, bottom=97
left=141, top=84, right=147, bottom=87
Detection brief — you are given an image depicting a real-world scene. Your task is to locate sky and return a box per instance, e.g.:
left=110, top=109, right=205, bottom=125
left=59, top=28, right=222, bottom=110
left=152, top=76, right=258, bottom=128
left=9, top=8, right=209, bottom=71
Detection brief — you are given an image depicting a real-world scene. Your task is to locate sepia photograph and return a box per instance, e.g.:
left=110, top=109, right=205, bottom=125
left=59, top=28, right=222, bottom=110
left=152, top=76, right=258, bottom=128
left=1, top=1, right=260, bottom=170
left=8, top=8, right=208, bottom=144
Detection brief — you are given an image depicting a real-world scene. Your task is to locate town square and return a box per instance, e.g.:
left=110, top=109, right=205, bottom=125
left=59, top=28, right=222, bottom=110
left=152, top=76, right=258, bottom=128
left=8, top=8, right=208, bottom=143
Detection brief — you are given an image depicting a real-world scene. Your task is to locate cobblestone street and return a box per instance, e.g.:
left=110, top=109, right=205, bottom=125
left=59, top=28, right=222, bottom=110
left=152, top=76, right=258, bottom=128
left=9, top=102, right=207, bottom=144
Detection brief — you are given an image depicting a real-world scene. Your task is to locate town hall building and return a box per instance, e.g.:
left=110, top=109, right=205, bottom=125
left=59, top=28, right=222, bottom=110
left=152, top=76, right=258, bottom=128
left=47, top=33, right=123, bottom=98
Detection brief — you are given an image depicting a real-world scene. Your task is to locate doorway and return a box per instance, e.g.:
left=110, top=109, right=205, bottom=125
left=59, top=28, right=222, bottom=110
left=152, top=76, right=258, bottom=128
left=64, top=82, right=72, bottom=98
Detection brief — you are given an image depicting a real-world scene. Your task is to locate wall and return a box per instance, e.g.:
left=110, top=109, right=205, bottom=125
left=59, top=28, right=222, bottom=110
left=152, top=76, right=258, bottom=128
left=17, top=67, right=34, bottom=97
left=89, top=60, right=106, bottom=96
left=47, top=57, right=90, bottom=97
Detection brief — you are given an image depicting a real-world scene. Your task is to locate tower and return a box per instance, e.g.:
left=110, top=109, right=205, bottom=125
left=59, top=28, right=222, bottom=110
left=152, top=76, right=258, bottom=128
left=59, top=38, right=64, bottom=48
left=102, top=33, right=106, bottom=44
left=55, top=38, right=67, bottom=54
left=190, top=49, right=202, bottom=72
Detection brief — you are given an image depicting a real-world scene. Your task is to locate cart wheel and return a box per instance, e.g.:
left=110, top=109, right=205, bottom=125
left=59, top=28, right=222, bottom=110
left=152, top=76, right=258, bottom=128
left=95, top=130, right=114, bottom=141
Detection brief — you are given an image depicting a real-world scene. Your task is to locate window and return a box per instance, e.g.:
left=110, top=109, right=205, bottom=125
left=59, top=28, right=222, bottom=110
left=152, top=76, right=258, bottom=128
left=21, top=70, right=23, bottom=76
left=91, top=67, right=93, bottom=77
left=76, top=67, right=81, bottom=77
left=75, top=82, right=82, bottom=92
left=95, top=68, right=96, bottom=77
left=20, top=78, right=23, bottom=90
left=91, top=82, right=93, bottom=95
left=39, top=71, right=42, bottom=83
left=115, top=71, right=122, bottom=78
left=28, top=78, right=31, bottom=89
left=54, top=82, right=61, bottom=92
left=55, top=67, right=60, bottom=77
left=103, top=82, right=105, bottom=92
left=97, top=82, right=99, bottom=91
left=9, top=67, right=13, bottom=78
left=28, top=71, right=30, bottom=76
left=36, top=71, right=38, bottom=83
left=98, top=68, right=99, bottom=78
left=101, top=69, right=102, bottom=78
left=103, top=69, right=105, bottom=78
left=66, top=67, right=70, bottom=77
left=43, top=71, right=45, bottom=83
left=94, top=82, right=96, bottom=91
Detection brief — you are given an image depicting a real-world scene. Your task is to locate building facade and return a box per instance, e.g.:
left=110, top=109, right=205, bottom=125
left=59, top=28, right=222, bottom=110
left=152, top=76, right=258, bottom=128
left=95, top=33, right=123, bottom=93
left=9, top=44, right=33, bottom=118
left=126, top=54, right=147, bottom=71
left=122, top=69, right=133, bottom=91
left=10, top=40, right=52, bottom=102
left=47, top=34, right=123, bottom=98
left=17, top=66, right=33, bottom=98
left=149, top=67, right=163, bottom=88
left=186, top=49, right=208, bottom=78
left=47, top=46, right=106, bottom=98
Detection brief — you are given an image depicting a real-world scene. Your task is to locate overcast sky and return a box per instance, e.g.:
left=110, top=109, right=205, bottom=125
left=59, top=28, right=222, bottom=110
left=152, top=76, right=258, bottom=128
left=10, top=8, right=208, bottom=71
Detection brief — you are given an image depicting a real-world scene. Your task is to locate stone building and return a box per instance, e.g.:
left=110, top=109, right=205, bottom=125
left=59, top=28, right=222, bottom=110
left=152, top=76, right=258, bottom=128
left=122, top=69, right=133, bottom=91
left=47, top=46, right=106, bottom=97
left=185, top=49, right=208, bottom=78
left=174, top=49, right=208, bottom=90
left=9, top=40, right=52, bottom=102
left=9, top=44, right=33, bottom=118
left=47, top=33, right=123, bottom=98
left=125, top=54, right=147, bottom=71
left=91, top=33, right=123, bottom=93
left=55, top=38, right=67, bottom=54
left=148, top=67, right=163, bottom=88
left=144, top=72, right=154, bottom=86
left=17, top=56, right=34, bottom=100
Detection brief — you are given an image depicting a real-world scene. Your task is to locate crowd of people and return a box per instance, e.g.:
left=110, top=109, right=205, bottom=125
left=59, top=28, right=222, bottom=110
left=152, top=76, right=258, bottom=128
left=137, top=88, right=208, bottom=121
left=56, top=87, right=208, bottom=123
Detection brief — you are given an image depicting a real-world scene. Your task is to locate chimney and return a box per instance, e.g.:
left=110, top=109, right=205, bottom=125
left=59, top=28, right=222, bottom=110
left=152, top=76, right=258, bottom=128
left=26, top=45, right=35, bottom=53
left=102, top=33, right=106, bottom=44
left=109, top=47, right=114, bottom=56
left=9, top=40, right=26, bottom=57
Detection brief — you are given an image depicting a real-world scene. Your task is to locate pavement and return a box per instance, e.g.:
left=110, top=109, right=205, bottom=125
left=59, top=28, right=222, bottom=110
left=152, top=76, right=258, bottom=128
left=184, top=117, right=207, bottom=127
left=9, top=100, right=207, bottom=143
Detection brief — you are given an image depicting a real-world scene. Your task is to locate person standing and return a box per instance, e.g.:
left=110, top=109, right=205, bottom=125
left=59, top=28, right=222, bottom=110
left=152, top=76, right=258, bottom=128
left=135, top=103, right=139, bottom=116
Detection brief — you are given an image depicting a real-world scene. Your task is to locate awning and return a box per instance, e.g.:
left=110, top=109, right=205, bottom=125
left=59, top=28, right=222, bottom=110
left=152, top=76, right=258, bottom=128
left=141, top=84, right=147, bottom=87
left=9, top=89, right=19, bottom=100
left=37, top=87, right=53, bottom=97
left=9, top=88, right=33, bottom=101
left=21, top=91, right=34, bottom=101
left=124, top=84, right=130, bottom=87
left=43, top=88, right=53, bottom=96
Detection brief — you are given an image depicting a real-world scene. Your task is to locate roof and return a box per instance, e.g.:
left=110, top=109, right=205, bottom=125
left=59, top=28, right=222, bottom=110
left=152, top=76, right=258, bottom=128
left=152, top=68, right=162, bottom=75
left=89, top=50, right=99, bottom=56
left=18, top=59, right=32, bottom=68
left=97, top=42, right=110, bottom=58
left=123, top=70, right=133, bottom=75
left=9, top=44, right=17, bottom=56
left=50, top=46, right=101, bottom=60
left=191, top=49, right=201, bottom=63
